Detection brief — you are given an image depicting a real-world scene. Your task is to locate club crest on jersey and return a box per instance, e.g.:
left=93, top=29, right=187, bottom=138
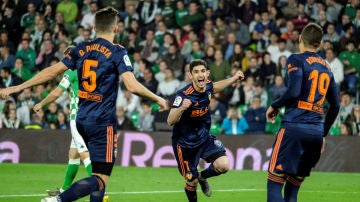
left=123, top=55, right=132, bottom=66
left=208, top=92, right=212, bottom=101
left=173, top=96, right=182, bottom=107
left=214, top=140, right=223, bottom=148
left=186, top=172, right=193, bottom=180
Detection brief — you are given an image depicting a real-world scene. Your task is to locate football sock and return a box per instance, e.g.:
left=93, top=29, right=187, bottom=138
left=184, top=183, right=197, bottom=202
left=267, top=172, right=285, bottom=202
left=62, top=158, right=80, bottom=190
left=83, top=157, right=92, bottom=176
left=200, top=164, right=220, bottom=179
left=284, top=176, right=303, bottom=202
left=59, top=175, right=104, bottom=201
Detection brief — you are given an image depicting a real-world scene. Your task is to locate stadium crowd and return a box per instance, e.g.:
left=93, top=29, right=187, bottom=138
left=0, top=0, right=359, bottom=135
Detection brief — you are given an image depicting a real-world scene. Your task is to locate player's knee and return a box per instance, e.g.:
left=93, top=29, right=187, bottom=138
left=287, top=175, right=304, bottom=187
left=186, top=178, right=198, bottom=186
left=93, top=175, right=106, bottom=191
left=215, top=165, right=229, bottom=174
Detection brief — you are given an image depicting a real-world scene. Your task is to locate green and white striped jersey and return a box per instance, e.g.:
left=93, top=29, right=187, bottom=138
left=58, top=69, right=78, bottom=121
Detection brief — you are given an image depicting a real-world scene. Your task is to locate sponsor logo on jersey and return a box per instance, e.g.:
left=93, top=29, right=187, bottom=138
left=208, top=92, right=211, bottom=101
left=214, top=139, right=223, bottom=148
left=124, top=55, right=132, bottom=66
left=186, top=172, right=193, bottom=180
left=173, top=96, right=182, bottom=107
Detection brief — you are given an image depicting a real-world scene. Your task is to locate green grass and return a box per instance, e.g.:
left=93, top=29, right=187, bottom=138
left=0, top=163, right=359, bottom=202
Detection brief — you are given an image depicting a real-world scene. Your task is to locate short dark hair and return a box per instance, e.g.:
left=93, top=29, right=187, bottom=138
left=95, top=6, right=119, bottom=34
left=189, top=59, right=208, bottom=72
left=300, top=23, right=323, bottom=49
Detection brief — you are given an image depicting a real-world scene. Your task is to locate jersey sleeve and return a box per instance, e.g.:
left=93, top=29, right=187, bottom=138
left=271, top=54, right=303, bottom=108
left=324, top=75, right=340, bottom=136
left=61, top=45, right=79, bottom=70
left=58, top=69, right=72, bottom=91
left=115, top=47, right=134, bottom=75
left=172, top=92, right=185, bottom=109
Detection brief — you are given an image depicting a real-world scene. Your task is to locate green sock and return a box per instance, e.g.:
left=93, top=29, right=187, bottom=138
left=62, top=160, right=80, bottom=190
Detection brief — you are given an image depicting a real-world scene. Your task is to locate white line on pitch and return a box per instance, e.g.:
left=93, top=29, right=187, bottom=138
left=0, top=189, right=359, bottom=198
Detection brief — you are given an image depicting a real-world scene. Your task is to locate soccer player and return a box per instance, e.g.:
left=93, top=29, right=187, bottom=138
left=167, top=59, right=244, bottom=202
left=0, top=7, right=169, bottom=202
left=266, top=23, right=340, bottom=202
left=32, top=46, right=93, bottom=196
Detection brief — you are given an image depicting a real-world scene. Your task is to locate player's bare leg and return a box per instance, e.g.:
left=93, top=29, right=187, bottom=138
left=199, top=156, right=229, bottom=197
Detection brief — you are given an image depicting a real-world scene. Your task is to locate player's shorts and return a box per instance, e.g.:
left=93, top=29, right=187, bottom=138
left=172, top=135, right=226, bottom=181
left=76, top=121, right=117, bottom=164
left=268, top=122, right=323, bottom=177
left=69, top=120, right=88, bottom=153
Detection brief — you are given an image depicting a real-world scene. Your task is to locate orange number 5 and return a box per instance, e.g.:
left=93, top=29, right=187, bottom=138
left=82, top=59, right=98, bottom=92
left=308, top=70, right=330, bottom=105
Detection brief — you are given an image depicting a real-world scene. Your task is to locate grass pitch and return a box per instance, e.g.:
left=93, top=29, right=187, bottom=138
left=0, top=163, right=359, bottom=202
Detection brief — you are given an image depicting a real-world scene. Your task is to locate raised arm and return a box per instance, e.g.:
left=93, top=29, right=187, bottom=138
left=213, top=70, right=244, bottom=94
left=120, top=71, right=169, bottom=111
left=33, top=86, right=64, bottom=112
left=0, top=62, right=67, bottom=100
left=167, top=98, right=191, bottom=126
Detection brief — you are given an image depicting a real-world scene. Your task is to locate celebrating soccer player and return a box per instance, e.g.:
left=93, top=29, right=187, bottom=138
left=167, top=59, right=244, bottom=202
left=266, top=23, right=340, bottom=202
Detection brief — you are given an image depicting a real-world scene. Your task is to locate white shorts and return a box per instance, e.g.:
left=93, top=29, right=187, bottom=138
left=70, top=120, right=88, bottom=153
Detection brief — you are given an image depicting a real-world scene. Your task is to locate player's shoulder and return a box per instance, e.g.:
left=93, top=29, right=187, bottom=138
left=180, top=83, right=194, bottom=96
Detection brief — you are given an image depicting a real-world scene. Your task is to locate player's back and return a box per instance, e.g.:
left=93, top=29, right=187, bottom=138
left=63, top=38, right=133, bottom=124
left=281, top=51, right=337, bottom=126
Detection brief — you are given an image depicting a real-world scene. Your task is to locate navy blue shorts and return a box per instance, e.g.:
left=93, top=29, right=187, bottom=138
left=172, top=135, right=226, bottom=181
left=268, top=123, right=323, bottom=177
left=76, top=121, right=117, bottom=163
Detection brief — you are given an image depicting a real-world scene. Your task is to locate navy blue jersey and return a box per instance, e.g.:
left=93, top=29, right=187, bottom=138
left=271, top=51, right=340, bottom=134
left=62, top=38, right=133, bottom=124
left=172, top=82, right=214, bottom=148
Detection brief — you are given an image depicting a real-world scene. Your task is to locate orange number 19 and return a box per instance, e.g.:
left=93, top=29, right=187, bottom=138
left=307, top=70, right=330, bottom=105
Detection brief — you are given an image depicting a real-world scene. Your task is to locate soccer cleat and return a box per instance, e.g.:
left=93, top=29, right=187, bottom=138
left=198, top=175, right=212, bottom=197
left=40, top=196, right=58, bottom=202
left=102, top=192, right=109, bottom=202
left=46, top=188, right=63, bottom=197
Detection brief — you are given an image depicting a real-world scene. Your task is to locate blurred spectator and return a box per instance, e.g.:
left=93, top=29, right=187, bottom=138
left=139, top=29, right=159, bottom=63
left=229, top=43, right=244, bottom=66
left=35, top=39, right=56, bottom=71
left=2, top=4, right=21, bottom=45
left=12, top=57, right=33, bottom=81
left=325, top=48, right=344, bottom=87
left=209, top=49, right=231, bottom=82
left=339, top=91, right=354, bottom=122
left=353, top=7, right=360, bottom=29
left=0, top=45, right=15, bottom=70
left=160, top=44, right=185, bottom=78
left=2, top=108, right=23, bottom=128
left=316, top=10, right=329, bottom=31
left=317, top=40, right=333, bottom=59
left=251, top=81, right=269, bottom=108
left=123, top=3, right=139, bottom=28
left=338, top=23, right=358, bottom=52
left=157, top=67, right=180, bottom=100
left=338, top=41, right=360, bottom=94
left=56, top=110, right=69, bottom=129
left=214, top=17, right=227, bottom=45
left=154, top=60, right=167, bottom=83
left=285, top=29, right=300, bottom=53
left=236, top=0, right=259, bottom=25
left=209, top=97, right=227, bottom=125
left=221, top=106, right=248, bottom=135
left=138, top=65, right=158, bottom=94
left=304, top=0, right=318, bottom=20
left=56, top=0, right=78, bottom=26
left=29, top=107, right=50, bottom=129
left=116, top=106, right=137, bottom=131
left=20, top=2, right=37, bottom=33
left=244, top=95, right=267, bottom=134
left=0, top=66, right=22, bottom=100
left=31, top=16, right=47, bottom=52
left=222, top=32, right=238, bottom=62
left=41, top=4, right=56, bottom=28
left=267, top=32, right=279, bottom=54
left=181, top=30, right=199, bottom=59
left=259, top=52, right=276, bottom=86
left=268, top=75, right=287, bottom=102
left=186, top=40, right=204, bottom=62
left=158, top=32, right=174, bottom=56
left=15, top=39, right=36, bottom=72
left=345, top=105, right=360, bottom=136
left=276, top=55, right=287, bottom=78
left=158, top=0, right=176, bottom=29
left=335, top=14, right=351, bottom=36
left=340, top=121, right=353, bottom=136
left=137, top=101, right=155, bottom=131
left=271, top=39, right=291, bottom=65
left=292, top=3, right=309, bottom=32
left=280, top=20, right=294, bottom=40
left=177, top=1, right=205, bottom=32
left=175, top=0, right=189, bottom=28
left=244, top=57, right=260, bottom=81
left=227, top=18, right=250, bottom=47
left=281, top=0, right=297, bottom=20
left=136, top=0, right=158, bottom=36
left=322, top=23, right=340, bottom=45
left=80, top=1, right=98, bottom=30
left=344, top=0, right=360, bottom=21
left=45, top=102, right=59, bottom=123
left=325, top=0, right=343, bottom=23
left=116, top=88, right=141, bottom=118
left=254, top=10, right=277, bottom=34
left=213, top=0, right=236, bottom=20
